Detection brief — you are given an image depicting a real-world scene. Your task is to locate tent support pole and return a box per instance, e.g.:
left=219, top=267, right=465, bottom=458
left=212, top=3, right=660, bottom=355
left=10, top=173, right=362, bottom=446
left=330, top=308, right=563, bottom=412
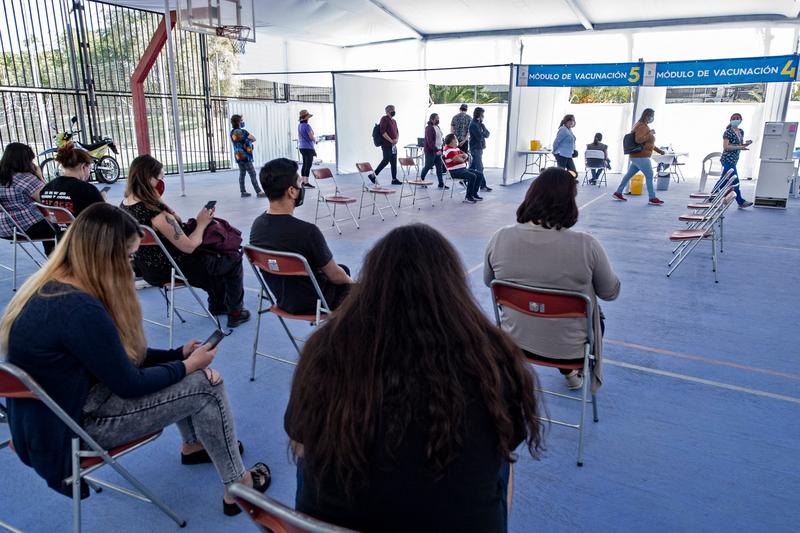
left=164, top=0, right=186, bottom=196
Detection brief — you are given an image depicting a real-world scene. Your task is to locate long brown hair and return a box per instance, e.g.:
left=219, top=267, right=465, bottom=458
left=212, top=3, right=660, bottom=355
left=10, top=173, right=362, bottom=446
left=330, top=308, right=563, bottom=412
left=517, top=167, right=578, bottom=229
left=286, top=224, right=543, bottom=496
left=0, top=203, right=148, bottom=364
left=124, top=155, right=175, bottom=217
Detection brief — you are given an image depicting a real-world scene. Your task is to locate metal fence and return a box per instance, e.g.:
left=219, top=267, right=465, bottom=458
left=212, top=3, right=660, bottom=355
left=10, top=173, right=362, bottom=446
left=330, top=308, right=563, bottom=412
left=0, top=0, right=333, bottom=177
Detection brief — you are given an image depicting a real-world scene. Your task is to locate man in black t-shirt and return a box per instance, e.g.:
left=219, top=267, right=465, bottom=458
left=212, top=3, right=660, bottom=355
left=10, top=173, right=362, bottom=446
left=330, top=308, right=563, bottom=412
left=250, top=158, right=353, bottom=315
left=40, top=175, right=104, bottom=229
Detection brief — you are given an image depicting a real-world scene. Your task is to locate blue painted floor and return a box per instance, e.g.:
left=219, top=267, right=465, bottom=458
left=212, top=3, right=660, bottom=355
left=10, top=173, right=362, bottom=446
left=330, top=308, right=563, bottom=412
left=1, top=168, right=798, bottom=532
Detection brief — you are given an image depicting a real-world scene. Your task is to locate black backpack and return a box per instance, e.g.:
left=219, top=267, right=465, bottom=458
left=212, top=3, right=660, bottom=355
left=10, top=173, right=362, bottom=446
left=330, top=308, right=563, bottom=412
left=623, top=132, right=642, bottom=155
left=372, top=124, right=382, bottom=147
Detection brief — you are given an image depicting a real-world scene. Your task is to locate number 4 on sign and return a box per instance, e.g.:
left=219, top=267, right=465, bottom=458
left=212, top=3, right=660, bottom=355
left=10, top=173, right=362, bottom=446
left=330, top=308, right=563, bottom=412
left=781, top=58, right=797, bottom=80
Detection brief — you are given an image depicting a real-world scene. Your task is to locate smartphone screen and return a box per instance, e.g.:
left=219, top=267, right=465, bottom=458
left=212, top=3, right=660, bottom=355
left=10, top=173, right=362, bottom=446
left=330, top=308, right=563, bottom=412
left=101, top=186, right=111, bottom=193
left=203, top=329, right=225, bottom=349
left=205, top=200, right=217, bottom=210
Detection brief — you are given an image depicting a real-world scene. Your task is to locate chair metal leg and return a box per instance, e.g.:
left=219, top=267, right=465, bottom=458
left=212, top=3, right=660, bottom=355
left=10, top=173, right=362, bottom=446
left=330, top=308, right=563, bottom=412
left=711, top=232, right=719, bottom=283
left=12, top=232, right=17, bottom=292
left=251, top=290, right=264, bottom=381
left=277, top=315, right=302, bottom=354
left=576, top=349, right=590, bottom=467
left=167, top=274, right=176, bottom=348
left=72, top=438, right=81, bottom=533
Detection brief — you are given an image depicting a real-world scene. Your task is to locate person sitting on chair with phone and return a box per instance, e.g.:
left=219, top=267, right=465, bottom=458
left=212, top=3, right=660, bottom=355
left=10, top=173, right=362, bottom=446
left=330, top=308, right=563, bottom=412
left=40, top=143, right=105, bottom=226
left=250, top=158, right=353, bottom=315
left=121, top=155, right=251, bottom=328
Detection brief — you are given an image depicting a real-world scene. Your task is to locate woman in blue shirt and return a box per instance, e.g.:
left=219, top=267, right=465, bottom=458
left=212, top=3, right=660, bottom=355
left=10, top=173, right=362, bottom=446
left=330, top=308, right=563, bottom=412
left=0, top=203, right=270, bottom=516
left=552, top=114, right=577, bottom=175
left=716, top=113, right=753, bottom=208
left=297, top=109, right=316, bottom=189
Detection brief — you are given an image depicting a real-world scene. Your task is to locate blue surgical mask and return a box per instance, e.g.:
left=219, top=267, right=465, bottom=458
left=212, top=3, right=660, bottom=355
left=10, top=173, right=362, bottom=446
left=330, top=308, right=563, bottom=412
left=730, top=119, right=742, bottom=127
left=240, top=121, right=245, bottom=128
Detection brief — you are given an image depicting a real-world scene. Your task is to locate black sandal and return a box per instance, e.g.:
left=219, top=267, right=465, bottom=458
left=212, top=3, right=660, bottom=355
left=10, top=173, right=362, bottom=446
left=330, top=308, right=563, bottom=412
left=181, top=441, right=244, bottom=465
left=224, top=462, right=271, bottom=516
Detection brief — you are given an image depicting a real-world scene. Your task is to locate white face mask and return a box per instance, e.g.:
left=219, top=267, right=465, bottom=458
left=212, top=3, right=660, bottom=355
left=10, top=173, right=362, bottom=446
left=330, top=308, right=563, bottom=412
left=730, top=119, right=742, bottom=127
left=646, top=116, right=654, bottom=124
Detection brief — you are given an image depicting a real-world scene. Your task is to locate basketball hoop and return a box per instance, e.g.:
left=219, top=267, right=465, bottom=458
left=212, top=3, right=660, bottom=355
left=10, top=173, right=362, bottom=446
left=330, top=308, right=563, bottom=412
left=216, top=25, right=250, bottom=54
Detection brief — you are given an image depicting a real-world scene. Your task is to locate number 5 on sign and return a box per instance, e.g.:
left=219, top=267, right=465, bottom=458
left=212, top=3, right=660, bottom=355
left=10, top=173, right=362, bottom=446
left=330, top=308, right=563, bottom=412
left=628, top=65, right=641, bottom=84
left=781, top=58, right=797, bottom=80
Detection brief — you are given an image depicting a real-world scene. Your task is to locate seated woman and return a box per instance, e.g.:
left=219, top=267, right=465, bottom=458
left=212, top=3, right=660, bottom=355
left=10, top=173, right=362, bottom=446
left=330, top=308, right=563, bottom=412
left=0, top=142, right=59, bottom=254
left=0, top=203, right=270, bottom=516
left=40, top=142, right=104, bottom=221
left=484, top=167, right=621, bottom=391
left=121, top=155, right=250, bottom=328
left=286, top=223, right=543, bottom=532
left=585, top=132, right=610, bottom=185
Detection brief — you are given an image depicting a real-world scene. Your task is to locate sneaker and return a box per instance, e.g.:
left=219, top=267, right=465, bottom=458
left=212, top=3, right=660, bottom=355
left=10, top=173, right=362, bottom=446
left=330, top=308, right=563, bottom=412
left=256, top=192, right=267, bottom=198
left=589, top=180, right=597, bottom=185
left=227, top=309, right=251, bottom=328
left=612, top=191, right=627, bottom=202
left=391, top=179, right=403, bottom=185
left=564, top=370, right=583, bottom=390
left=463, top=197, right=477, bottom=204
left=738, top=201, right=753, bottom=209
left=438, top=184, right=450, bottom=190
left=473, top=194, right=484, bottom=201
left=480, top=186, right=493, bottom=192
left=240, top=192, right=252, bottom=198
left=648, top=197, right=665, bottom=205
left=302, top=182, right=316, bottom=189
left=367, top=173, right=377, bottom=184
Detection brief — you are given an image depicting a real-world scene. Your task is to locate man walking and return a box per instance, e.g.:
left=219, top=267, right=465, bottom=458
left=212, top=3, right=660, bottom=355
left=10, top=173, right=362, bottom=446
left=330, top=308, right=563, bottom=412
left=469, top=107, right=492, bottom=192
left=230, top=114, right=266, bottom=198
left=420, top=113, right=447, bottom=189
left=451, top=103, right=471, bottom=155
left=370, top=105, right=401, bottom=185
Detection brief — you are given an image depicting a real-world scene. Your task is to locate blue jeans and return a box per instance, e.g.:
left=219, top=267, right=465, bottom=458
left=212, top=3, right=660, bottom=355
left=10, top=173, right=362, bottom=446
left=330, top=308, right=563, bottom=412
left=616, top=157, right=655, bottom=199
left=469, top=148, right=487, bottom=188
left=237, top=160, right=262, bottom=194
left=716, top=161, right=746, bottom=205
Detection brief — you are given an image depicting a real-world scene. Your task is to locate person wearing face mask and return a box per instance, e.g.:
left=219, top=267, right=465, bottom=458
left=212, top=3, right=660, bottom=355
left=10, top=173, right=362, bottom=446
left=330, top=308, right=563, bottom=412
left=250, top=158, right=353, bottom=315
left=40, top=142, right=105, bottom=226
left=716, top=113, right=753, bottom=208
left=420, top=113, right=447, bottom=189
left=469, top=107, right=492, bottom=192
left=613, top=108, right=665, bottom=205
left=552, top=114, right=578, bottom=176
left=369, top=105, right=401, bottom=185
left=230, top=114, right=266, bottom=198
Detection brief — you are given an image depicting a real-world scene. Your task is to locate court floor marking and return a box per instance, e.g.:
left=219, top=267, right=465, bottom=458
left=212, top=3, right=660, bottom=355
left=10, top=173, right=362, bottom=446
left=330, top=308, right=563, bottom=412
left=605, top=339, right=800, bottom=381
left=604, top=359, right=800, bottom=405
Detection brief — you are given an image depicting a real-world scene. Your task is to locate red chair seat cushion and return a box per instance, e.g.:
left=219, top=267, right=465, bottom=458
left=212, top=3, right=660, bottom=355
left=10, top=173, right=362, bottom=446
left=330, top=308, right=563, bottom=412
left=369, top=187, right=395, bottom=195
left=670, top=229, right=710, bottom=241
left=678, top=214, right=707, bottom=221
left=687, top=203, right=711, bottom=209
left=324, top=195, right=356, bottom=204
left=268, top=305, right=320, bottom=322
left=408, top=180, right=433, bottom=186
left=80, top=431, right=162, bottom=469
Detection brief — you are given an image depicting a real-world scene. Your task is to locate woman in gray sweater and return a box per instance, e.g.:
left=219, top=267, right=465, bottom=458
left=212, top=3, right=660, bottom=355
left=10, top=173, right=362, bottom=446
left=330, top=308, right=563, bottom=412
left=484, top=167, right=620, bottom=391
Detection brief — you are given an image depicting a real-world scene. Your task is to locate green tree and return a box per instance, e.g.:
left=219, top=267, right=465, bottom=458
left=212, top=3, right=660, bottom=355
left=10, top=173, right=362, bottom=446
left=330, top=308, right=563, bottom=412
left=429, top=85, right=502, bottom=104
left=791, top=82, right=800, bottom=101
left=569, top=87, right=633, bottom=104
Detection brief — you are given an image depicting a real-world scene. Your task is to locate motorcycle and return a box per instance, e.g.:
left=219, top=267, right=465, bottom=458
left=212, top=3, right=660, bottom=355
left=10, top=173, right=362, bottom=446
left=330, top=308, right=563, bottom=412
left=39, top=116, right=121, bottom=183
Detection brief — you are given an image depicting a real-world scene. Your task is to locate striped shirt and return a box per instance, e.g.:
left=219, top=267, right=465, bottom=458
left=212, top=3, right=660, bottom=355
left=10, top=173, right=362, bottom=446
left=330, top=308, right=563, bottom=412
left=443, top=146, right=467, bottom=171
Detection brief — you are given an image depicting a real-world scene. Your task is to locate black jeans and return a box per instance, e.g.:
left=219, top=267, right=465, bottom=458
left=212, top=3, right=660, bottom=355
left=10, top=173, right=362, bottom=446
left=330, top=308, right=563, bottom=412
left=451, top=168, right=480, bottom=199
left=299, top=148, right=315, bottom=179
left=237, top=161, right=262, bottom=194
left=420, top=152, right=444, bottom=185
left=321, top=264, right=351, bottom=311
left=25, top=218, right=60, bottom=256
left=374, top=145, right=397, bottom=180
left=177, top=252, right=245, bottom=314
left=555, top=155, right=576, bottom=175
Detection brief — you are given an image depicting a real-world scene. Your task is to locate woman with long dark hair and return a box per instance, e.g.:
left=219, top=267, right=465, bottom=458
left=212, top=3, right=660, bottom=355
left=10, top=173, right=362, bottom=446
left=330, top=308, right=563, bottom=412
left=485, top=167, right=620, bottom=390
left=552, top=114, right=577, bottom=175
left=0, top=142, right=59, bottom=254
left=286, top=223, right=543, bottom=532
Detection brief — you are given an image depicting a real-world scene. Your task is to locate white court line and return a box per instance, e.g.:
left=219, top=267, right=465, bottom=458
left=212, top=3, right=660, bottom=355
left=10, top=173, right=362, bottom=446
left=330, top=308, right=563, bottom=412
left=604, top=359, right=800, bottom=405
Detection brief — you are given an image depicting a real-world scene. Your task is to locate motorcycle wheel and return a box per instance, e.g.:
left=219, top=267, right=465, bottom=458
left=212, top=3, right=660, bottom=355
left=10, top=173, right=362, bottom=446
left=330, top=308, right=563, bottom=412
left=94, top=155, right=120, bottom=184
left=40, top=158, right=62, bottom=183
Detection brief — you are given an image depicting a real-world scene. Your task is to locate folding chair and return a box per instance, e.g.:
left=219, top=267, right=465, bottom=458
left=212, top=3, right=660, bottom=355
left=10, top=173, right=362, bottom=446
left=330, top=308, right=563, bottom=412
left=0, top=202, right=57, bottom=291
left=138, top=225, right=221, bottom=347
left=0, top=362, right=186, bottom=532
left=582, top=150, right=607, bottom=187
left=668, top=190, right=736, bottom=282
left=0, top=402, right=20, bottom=533
left=397, top=157, right=433, bottom=209
left=243, top=245, right=331, bottom=381
left=490, top=280, right=598, bottom=467
left=355, top=163, right=397, bottom=220
left=35, top=202, right=76, bottom=230
left=398, top=156, right=418, bottom=178
left=686, top=169, right=734, bottom=210
left=229, top=483, right=357, bottom=533
left=311, top=168, right=359, bottom=234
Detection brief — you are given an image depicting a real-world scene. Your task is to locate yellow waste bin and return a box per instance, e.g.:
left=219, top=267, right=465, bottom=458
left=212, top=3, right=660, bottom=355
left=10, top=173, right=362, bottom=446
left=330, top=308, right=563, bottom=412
left=530, top=139, right=542, bottom=151
left=629, top=172, right=644, bottom=195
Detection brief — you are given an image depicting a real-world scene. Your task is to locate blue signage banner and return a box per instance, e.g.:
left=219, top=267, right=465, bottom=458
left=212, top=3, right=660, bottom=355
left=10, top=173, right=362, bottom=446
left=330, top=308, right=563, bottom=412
left=646, top=55, right=799, bottom=86
left=516, top=55, right=800, bottom=87
left=516, top=63, right=643, bottom=87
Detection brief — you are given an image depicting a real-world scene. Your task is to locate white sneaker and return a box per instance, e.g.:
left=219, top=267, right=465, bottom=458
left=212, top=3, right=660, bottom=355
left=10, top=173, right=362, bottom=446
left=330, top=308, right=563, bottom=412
left=564, top=370, right=583, bottom=390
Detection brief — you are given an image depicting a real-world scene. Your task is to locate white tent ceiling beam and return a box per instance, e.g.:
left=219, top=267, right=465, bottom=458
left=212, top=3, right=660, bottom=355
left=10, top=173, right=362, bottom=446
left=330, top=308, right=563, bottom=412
left=563, top=0, right=594, bottom=31
left=366, top=0, right=423, bottom=40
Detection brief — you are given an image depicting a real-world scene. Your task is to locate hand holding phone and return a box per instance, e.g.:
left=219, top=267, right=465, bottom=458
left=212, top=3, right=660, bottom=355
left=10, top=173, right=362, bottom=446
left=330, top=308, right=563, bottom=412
left=745, top=140, right=753, bottom=146
left=100, top=186, right=111, bottom=194
left=203, top=329, right=225, bottom=349
left=204, top=200, right=217, bottom=210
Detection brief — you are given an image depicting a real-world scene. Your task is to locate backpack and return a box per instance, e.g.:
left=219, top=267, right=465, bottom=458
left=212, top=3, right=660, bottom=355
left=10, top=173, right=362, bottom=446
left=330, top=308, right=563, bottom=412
left=372, top=123, right=382, bottom=147
left=184, top=217, right=243, bottom=257
left=623, top=132, right=643, bottom=155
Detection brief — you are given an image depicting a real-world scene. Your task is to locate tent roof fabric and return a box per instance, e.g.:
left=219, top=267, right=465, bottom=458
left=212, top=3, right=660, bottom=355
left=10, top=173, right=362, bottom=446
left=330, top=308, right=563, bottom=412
left=103, top=1, right=799, bottom=47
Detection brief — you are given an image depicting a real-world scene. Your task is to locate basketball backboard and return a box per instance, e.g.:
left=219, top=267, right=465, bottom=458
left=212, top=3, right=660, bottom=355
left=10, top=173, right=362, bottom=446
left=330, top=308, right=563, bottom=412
left=177, top=0, right=256, bottom=42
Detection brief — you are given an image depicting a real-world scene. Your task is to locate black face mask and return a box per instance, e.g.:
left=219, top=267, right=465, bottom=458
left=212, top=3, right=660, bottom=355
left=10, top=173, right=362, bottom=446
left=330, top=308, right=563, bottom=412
left=389, top=110, right=396, bottom=117
left=293, top=185, right=305, bottom=207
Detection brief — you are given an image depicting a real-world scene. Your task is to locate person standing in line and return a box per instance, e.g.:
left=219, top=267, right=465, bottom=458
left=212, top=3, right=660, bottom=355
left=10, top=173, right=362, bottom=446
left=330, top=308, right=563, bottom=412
left=716, top=113, right=753, bottom=208
left=451, top=103, right=471, bottom=155
left=612, top=108, right=665, bottom=205
left=369, top=105, right=401, bottom=185
left=297, top=109, right=316, bottom=189
left=443, top=134, right=481, bottom=203
left=230, top=114, right=266, bottom=198
left=420, top=113, right=447, bottom=189
left=552, top=114, right=578, bottom=176
left=585, top=132, right=610, bottom=185
left=468, top=107, right=492, bottom=192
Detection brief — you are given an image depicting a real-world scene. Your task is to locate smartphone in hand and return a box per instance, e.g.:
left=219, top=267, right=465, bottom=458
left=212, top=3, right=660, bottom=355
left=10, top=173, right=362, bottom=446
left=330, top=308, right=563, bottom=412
left=204, top=200, right=217, bottom=210
left=100, top=186, right=111, bottom=194
left=203, top=329, right=225, bottom=349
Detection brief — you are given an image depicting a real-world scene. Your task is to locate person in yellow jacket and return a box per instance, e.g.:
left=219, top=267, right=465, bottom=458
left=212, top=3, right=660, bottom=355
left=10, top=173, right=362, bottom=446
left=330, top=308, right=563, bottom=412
left=613, top=108, right=665, bottom=205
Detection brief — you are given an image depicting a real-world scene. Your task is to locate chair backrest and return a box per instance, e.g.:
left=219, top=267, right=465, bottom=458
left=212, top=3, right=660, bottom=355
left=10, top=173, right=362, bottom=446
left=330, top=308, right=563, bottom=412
left=701, top=152, right=723, bottom=178
left=311, top=168, right=334, bottom=180
left=490, top=280, right=594, bottom=348
left=584, top=149, right=605, bottom=161
left=138, top=224, right=159, bottom=246
left=355, top=162, right=373, bottom=173
left=398, top=157, right=415, bottom=166
left=229, top=483, right=359, bottom=533
left=34, top=203, right=76, bottom=225
left=0, top=363, right=36, bottom=400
